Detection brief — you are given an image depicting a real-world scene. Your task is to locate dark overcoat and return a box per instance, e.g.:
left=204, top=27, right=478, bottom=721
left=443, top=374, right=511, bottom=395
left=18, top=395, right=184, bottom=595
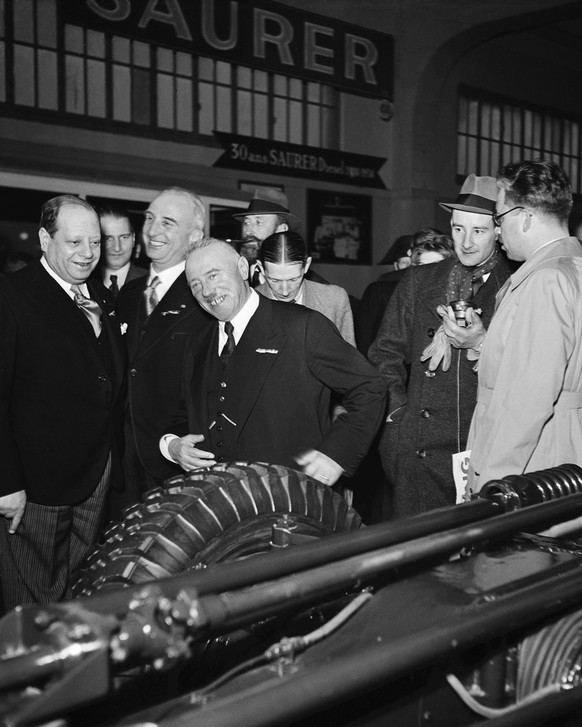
left=368, top=255, right=512, bottom=517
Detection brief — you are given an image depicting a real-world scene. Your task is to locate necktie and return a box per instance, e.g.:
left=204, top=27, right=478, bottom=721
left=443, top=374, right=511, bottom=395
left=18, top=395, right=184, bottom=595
left=71, top=285, right=102, bottom=337
left=109, top=274, right=119, bottom=298
left=220, top=321, right=236, bottom=367
left=143, top=276, right=160, bottom=317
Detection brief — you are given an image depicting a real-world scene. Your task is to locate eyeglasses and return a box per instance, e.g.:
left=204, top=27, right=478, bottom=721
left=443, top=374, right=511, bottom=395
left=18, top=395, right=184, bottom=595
left=492, top=206, right=525, bottom=227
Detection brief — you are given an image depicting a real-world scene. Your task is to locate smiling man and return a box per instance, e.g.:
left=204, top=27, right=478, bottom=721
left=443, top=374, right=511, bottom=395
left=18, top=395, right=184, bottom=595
left=368, top=175, right=513, bottom=519
left=160, top=237, right=386, bottom=491
left=0, top=195, right=125, bottom=611
left=115, top=188, right=211, bottom=518
left=467, top=161, right=582, bottom=518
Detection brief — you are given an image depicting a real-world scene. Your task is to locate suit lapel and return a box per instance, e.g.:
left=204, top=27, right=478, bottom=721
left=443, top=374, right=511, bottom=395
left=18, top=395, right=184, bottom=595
left=136, top=273, right=193, bottom=358
left=87, top=277, right=125, bottom=393
left=26, top=263, right=106, bottom=371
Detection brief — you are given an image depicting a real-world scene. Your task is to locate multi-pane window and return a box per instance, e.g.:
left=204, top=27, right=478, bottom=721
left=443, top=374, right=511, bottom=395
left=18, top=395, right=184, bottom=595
left=1, top=0, right=338, bottom=148
left=458, top=89, right=582, bottom=194
left=198, top=58, right=338, bottom=146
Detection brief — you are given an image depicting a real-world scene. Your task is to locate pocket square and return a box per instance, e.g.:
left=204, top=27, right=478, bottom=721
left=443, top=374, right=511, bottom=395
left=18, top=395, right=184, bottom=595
left=120, top=323, right=128, bottom=335
left=256, top=348, right=278, bottom=354
left=161, top=309, right=182, bottom=316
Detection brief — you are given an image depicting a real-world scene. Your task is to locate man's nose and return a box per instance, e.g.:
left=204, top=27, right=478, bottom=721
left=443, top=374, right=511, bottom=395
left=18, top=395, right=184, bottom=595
left=79, top=240, right=95, bottom=258
left=112, top=237, right=122, bottom=252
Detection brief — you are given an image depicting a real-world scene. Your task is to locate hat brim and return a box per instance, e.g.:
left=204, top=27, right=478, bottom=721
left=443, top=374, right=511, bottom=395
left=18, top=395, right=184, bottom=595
left=233, top=210, right=302, bottom=232
left=439, top=201, right=494, bottom=215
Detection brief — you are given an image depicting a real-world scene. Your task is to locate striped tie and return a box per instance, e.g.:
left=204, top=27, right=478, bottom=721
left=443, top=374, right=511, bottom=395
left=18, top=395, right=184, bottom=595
left=143, top=276, right=160, bottom=317
left=71, top=285, right=102, bottom=337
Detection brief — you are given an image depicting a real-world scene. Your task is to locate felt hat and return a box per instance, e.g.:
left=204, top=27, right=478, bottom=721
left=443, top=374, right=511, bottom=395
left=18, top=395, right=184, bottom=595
left=378, top=234, right=414, bottom=265
left=233, top=188, right=301, bottom=231
left=439, top=174, right=497, bottom=215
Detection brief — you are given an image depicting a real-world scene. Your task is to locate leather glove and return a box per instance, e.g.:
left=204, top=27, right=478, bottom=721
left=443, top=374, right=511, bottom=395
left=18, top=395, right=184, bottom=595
left=420, top=325, right=452, bottom=372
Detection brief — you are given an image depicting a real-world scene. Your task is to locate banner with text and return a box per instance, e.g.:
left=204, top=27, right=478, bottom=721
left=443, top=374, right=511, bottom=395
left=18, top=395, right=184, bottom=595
left=213, top=133, right=387, bottom=189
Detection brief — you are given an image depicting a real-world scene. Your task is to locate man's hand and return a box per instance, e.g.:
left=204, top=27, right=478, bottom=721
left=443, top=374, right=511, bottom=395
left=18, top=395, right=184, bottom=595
left=295, top=449, right=344, bottom=486
left=168, top=435, right=216, bottom=471
left=438, top=304, right=486, bottom=349
left=0, top=490, right=27, bottom=533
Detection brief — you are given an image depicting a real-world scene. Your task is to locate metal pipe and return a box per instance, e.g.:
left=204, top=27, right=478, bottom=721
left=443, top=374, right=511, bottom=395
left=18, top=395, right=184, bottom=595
left=196, top=492, right=582, bottom=632
left=163, top=563, right=582, bottom=727
left=77, top=499, right=499, bottom=616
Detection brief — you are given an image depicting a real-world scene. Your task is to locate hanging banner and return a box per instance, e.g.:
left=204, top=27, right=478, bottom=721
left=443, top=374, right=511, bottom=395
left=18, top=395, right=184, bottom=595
left=213, top=132, right=387, bottom=189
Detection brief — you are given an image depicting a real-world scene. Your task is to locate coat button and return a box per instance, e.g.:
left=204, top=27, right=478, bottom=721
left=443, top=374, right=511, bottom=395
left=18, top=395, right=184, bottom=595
left=219, top=396, right=225, bottom=402
left=98, top=375, right=107, bottom=382
left=427, top=328, right=436, bottom=338
left=217, top=456, right=224, bottom=462
left=216, top=425, right=223, bottom=433
left=416, top=450, right=427, bottom=458
left=424, top=370, right=436, bottom=378
left=421, top=409, right=430, bottom=418
left=220, top=381, right=227, bottom=388
left=216, top=442, right=222, bottom=448
left=217, top=411, right=222, bottom=417
left=130, top=368, right=137, bottom=377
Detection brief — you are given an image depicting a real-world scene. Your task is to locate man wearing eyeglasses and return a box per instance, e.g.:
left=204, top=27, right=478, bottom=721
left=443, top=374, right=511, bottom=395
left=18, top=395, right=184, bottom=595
left=467, top=160, right=582, bottom=520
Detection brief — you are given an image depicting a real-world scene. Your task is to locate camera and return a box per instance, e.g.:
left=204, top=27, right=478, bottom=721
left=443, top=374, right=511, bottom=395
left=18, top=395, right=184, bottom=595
left=448, top=299, right=474, bottom=327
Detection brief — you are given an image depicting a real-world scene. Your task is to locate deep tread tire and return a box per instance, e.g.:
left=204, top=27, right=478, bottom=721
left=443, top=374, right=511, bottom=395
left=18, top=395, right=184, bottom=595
left=74, top=462, right=361, bottom=597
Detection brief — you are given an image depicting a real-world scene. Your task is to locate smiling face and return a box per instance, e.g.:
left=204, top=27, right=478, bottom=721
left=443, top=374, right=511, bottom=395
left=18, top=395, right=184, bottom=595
left=101, top=214, right=135, bottom=270
left=186, top=241, right=250, bottom=321
left=40, top=204, right=101, bottom=284
left=143, top=191, right=204, bottom=272
left=450, top=209, right=497, bottom=266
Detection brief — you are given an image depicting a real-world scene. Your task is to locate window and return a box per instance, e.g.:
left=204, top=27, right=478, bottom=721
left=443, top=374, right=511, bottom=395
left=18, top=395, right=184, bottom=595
left=458, top=88, right=582, bottom=194
left=1, top=0, right=339, bottom=149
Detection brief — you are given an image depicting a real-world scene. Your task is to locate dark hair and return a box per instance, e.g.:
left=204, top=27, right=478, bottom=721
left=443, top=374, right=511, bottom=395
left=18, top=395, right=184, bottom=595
left=96, top=203, right=133, bottom=231
left=258, top=231, right=308, bottom=265
left=410, top=236, right=455, bottom=265
left=498, top=160, right=573, bottom=222
left=39, top=195, right=97, bottom=237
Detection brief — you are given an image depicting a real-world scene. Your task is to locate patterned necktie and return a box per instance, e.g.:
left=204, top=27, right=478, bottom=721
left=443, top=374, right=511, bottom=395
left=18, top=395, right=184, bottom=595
left=143, top=276, right=160, bottom=317
left=71, top=285, right=102, bottom=337
left=220, top=321, right=236, bottom=367
left=109, top=274, right=119, bottom=298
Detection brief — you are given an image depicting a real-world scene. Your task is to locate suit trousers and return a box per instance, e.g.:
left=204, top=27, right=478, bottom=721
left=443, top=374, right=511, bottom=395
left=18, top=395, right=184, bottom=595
left=0, top=455, right=111, bottom=614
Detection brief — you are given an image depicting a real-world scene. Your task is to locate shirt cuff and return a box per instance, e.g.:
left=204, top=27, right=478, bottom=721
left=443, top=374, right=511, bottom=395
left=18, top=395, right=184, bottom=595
left=160, top=433, right=179, bottom=462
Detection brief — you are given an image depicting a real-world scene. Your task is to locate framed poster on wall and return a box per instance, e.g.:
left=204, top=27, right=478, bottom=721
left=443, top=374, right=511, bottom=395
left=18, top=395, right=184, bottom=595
left=307, top=191, right=372, bottom=264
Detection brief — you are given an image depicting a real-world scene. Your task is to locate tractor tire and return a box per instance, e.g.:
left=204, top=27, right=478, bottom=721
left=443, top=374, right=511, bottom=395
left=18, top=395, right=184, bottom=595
left=74, top=461, right=361, bottom=597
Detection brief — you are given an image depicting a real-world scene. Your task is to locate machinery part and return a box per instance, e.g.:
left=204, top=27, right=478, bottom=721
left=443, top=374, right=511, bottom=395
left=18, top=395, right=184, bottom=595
left=479, top=463, right=582, bottom=511
left=74, top=462, right=361, bottom=596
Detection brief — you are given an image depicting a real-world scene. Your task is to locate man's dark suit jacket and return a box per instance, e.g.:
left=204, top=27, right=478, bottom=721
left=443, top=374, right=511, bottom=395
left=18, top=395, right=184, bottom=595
left=175, top=296, right=387, bottom=476
left=118, top=272, right=212, bottom=480
left=0, top=261, right=125, bottom=505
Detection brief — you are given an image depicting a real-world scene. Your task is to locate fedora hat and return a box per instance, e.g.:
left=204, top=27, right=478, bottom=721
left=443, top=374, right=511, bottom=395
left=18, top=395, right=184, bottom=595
left=439, top=174, right=497, bottom=215
left=233, top=188, right=301, bottom=231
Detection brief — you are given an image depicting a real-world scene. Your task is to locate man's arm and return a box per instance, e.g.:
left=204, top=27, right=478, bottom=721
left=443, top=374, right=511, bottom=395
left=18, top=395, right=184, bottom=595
left=304, top=314, right=387, bottom=477
left=367, top=272, right=415, bottom=415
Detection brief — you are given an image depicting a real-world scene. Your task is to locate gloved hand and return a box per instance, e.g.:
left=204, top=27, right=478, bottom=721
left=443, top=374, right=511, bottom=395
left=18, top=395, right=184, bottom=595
left=420, top=325, right=452, bottom=372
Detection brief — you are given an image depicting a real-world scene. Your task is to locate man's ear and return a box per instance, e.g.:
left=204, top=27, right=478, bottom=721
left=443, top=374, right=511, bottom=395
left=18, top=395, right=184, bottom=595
left=276, top=222, right=289, bottom=233
left=189, top=229, right=204, bottom=246
left=39, top=227, right=50, bottom=253
left=522, top=211, right=532, bottom=233
left=238, top=254, right=250, bottom=280
left=304, top=256, right=313, bottom=273
left=255, top=260, right=265, bottom=275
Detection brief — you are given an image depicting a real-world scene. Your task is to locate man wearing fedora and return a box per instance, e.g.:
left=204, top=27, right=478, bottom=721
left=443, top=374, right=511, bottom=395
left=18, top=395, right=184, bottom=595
left=368, top=174, right=513, bottom=519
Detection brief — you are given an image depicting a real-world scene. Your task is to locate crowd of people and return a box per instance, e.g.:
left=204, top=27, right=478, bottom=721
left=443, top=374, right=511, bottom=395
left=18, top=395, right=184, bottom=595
left=1, top=158, right=582, bottom=612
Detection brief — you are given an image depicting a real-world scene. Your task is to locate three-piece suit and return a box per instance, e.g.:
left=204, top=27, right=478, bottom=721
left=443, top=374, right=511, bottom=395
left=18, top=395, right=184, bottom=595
left=172, top=295, right=386, bottom=477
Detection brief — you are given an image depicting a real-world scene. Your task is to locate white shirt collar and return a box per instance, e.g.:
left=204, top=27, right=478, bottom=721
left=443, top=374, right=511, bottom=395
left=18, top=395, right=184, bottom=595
left=103, top=262, right=130, bottom=288
left=41, top=256, right=89, bottom=298
left=218, top=289, right=260, bottom=346
left=148, top=261, right=185, bottom=301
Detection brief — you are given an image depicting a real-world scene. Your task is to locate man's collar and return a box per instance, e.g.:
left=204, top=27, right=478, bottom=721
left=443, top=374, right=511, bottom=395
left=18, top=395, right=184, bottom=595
left=148, top=260, right=185, bottom=284
left=40, top=256, right=88, bottom=296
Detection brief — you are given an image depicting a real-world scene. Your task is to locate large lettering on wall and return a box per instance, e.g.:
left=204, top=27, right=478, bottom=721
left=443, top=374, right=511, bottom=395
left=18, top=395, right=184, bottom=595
left=67, top=0, right=394, bottom=99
